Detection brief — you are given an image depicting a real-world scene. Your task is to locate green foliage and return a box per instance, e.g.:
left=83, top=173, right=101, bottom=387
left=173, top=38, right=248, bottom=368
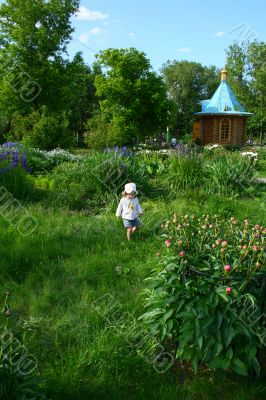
left=48, top=152, right=153, bottom=210
left=161, top=61, right=220, bottom=135
left=203, top=153, right=256, bottom=196
left=226, top=41, right=266, bottom=139
left=0, top=0, right=99, bottom=147
left=154, top=148, right=256, bottom=197
left=141, top=214, right=266, bottom=376
left=88, top=47, right=169, bottom=146
left=0, top=167, right=35, bottom=200
left=9, top=107, right=74, bottom=150
left=0, top=144, right=36, bottom=199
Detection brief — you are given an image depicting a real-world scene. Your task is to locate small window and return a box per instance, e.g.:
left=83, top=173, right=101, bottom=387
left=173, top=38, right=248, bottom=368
left=220, top=119, right=230, bottom=141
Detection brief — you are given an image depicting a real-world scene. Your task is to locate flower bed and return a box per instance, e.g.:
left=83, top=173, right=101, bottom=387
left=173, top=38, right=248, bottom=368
left=141, top=214, right=266, bottom=376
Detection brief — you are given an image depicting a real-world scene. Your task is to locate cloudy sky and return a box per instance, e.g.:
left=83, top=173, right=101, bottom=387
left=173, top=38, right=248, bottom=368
left=69, top=0, right=266, bottom=70
left=1, top=0, right=266, bottom=71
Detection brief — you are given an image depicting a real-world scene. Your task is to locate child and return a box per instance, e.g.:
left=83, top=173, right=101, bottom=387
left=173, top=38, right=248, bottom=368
left=116, top=182, right=143, bottom=241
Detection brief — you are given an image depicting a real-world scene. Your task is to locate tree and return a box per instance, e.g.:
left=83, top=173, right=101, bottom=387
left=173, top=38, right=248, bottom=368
left=161, top=60, right=220, bottom=136
left=0, top=0, right=79, bottom=110
left=63, top=53, right=99, bottom=145
left=0, top=0, right=86, bottom=146
left=85, top=48, right=169, bottom=147
left=226, top=41, right=266, bottom=140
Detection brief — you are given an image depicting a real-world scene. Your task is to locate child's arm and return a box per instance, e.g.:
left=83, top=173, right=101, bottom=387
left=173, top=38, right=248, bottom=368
left=137, top=200, right=143, bottom=215
left=116, top=199, right=124, bottom=218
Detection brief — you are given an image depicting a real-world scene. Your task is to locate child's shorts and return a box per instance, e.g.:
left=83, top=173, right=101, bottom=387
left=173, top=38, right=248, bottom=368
left=123, top=218, right=141, bottom=228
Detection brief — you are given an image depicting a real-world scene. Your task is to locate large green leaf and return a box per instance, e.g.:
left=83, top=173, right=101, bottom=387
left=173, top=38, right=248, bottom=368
left=231, top=358, right=248, bottom=376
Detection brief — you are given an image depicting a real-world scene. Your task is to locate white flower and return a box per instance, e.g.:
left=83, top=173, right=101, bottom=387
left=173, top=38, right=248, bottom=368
left=240, top=151, right=258, bottom=159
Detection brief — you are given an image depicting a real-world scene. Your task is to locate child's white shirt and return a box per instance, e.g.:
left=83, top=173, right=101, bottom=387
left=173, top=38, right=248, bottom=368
left=116, top=197, right=142, bottom=220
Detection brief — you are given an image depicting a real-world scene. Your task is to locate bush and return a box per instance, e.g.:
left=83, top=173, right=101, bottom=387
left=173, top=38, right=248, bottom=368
left=25, top=147, right=82, bottom=174
left=48, top=151, right=153, bottom=210
left=141, top=213, right=266, bottom=376
left=8, top=107, right=74, bottom=150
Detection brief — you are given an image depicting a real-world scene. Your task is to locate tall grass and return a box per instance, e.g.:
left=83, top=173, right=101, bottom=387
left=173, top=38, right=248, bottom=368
left=203, top=153, right=255, bottom=196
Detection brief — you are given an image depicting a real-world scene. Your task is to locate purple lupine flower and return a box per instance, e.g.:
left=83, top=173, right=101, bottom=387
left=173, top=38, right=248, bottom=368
left=2, top=142, right=20, bottom=148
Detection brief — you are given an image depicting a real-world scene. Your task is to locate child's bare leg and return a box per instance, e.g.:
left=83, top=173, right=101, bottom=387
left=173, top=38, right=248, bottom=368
left=127, top=228, right=132, bottom=240
left=132, top=226, right=139, bottom=233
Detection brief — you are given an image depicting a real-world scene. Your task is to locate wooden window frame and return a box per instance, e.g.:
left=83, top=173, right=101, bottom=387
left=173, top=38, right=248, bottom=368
left=220, top=118, right=231, bottom=142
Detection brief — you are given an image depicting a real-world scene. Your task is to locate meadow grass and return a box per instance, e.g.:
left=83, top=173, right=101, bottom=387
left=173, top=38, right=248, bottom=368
left=1, top=193, right=266, bottom=399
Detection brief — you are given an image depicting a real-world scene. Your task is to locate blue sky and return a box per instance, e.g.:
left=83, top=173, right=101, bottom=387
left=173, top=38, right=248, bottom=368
left=1, top=0, right=266, bottom=71
left=68, top=0, right=266, bottom=71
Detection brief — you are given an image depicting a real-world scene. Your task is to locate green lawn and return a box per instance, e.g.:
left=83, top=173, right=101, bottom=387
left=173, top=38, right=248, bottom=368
left=1, top=194, right=266, bottom=400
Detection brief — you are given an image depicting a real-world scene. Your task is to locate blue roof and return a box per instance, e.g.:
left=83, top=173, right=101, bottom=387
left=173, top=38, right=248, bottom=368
left=195, top=80, right=253, bottom=116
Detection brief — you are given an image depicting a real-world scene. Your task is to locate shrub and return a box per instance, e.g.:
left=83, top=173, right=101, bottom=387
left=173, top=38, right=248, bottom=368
left=25, top=147, right=82, bottom=174
left=9, top=107, right=74, bottom=150
left=141, top=213, right=266, bottom=376
left=48, top=151, right=153, bottom=210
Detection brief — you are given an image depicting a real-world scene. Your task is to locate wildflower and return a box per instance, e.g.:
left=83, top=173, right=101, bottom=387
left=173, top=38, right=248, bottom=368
left=179, top=250, right=186, bottom=257
left=226, top=287, right=232, bottom=295
left=178, top=240, right=183, bottom=245
left=252, top=246, right=260, bottom=252
left=165, top=240, right=171, bottom=248
left=256, top=262, right=262, bottom=267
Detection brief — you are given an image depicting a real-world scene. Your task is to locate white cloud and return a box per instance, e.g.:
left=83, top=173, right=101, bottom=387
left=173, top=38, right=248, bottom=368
left=128, top=32, right=135, bottom=37
left=90, top=27, right=101, bottom=35
left=177, top=48, right=190, bottom=53
left=78, top=27, right=101, bottom=43
left=79, top=32, right=89, bottom=44
left=214, top=31, right=226, bottom=37
left=76, top=6, right=108, bottom=21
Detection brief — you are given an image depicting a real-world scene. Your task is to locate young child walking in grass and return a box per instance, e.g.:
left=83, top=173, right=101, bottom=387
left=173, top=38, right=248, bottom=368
left=116, top=182, right=143, bottom=241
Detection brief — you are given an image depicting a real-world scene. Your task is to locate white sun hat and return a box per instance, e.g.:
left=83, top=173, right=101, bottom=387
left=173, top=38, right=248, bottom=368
left=124, top=182, right=138, bottom=194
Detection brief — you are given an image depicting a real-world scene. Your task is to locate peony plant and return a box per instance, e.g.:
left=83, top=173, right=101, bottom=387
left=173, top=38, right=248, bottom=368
left=141, top=214, right=266, bottom=376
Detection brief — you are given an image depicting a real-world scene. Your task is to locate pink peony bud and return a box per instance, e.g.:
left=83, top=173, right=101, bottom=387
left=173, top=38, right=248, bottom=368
left=164, top=240, right=171, bottom=248
left=179, top=250, right=186, bottom=257
left=226, top=287, right=232, bottom=295
left=221, top=240, right=228, bottom=247
left=224, top=265, right=232, bottom=272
